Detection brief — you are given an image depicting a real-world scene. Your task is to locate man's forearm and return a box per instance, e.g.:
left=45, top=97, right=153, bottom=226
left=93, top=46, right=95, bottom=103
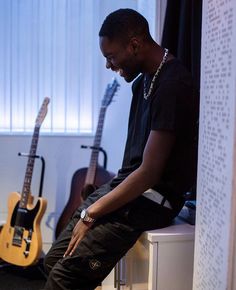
left=87, top=166, right=158, bottom=219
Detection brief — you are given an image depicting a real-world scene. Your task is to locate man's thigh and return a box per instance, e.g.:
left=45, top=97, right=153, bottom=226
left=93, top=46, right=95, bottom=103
left=59, top=216, right=141, bottom=276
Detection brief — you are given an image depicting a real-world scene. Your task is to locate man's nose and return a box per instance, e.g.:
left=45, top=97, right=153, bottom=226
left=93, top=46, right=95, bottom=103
left=106, top=59, right=116, bottom=71
left=106, top=59, right=112, bottom=69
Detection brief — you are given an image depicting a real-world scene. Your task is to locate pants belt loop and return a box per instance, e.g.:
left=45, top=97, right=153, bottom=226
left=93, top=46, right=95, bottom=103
left=161, top=197, right=166, bottom=206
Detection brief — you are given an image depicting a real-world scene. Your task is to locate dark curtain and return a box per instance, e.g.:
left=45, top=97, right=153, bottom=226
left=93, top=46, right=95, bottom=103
left=162, top=0, right=202, bottom=203
left=161, top=0, right=202, bottom=91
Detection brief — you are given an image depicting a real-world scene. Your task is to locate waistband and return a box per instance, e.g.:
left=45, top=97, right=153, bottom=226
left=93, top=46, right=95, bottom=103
left=142, top=189, right=172, bottom=209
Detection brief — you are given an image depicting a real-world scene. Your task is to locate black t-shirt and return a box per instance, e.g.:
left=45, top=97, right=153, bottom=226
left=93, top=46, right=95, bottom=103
left=110, top=59, right=199, bottom=206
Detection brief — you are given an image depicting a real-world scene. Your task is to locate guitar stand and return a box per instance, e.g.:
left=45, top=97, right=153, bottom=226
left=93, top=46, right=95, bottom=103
left=18, top=152, right=45, bottom=197
left=81, top=145, right=108, bottom=169
left=0, top=154, right=47, bottom=283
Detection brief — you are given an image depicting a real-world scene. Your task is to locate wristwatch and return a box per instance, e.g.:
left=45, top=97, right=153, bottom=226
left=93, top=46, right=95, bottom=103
left=80, top=209, right=95, bottom=223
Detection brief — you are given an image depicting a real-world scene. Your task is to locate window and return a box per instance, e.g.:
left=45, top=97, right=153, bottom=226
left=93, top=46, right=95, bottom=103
left=0, top=0, right=99, bottom=134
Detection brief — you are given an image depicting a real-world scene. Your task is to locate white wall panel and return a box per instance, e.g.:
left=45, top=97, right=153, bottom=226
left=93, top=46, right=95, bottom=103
left=193, top=0, right=236, bottom=289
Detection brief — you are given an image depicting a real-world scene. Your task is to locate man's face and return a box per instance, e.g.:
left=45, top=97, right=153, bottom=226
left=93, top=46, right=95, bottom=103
left=99, top=36, right=140, bottom=83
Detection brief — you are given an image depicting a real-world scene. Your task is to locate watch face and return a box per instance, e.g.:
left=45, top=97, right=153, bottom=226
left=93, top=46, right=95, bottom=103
left=81, top=209, right=86, bottom=219
left=80, top=208, right=95, bottom=223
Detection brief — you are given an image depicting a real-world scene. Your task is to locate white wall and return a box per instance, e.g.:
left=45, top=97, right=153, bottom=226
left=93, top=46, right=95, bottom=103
left=193, top=0, right=236, bottom=289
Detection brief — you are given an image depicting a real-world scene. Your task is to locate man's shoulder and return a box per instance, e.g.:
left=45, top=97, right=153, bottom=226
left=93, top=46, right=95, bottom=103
left=131, top=74, right=144, bottom=92
left=161, top=58, right=193, bottom=84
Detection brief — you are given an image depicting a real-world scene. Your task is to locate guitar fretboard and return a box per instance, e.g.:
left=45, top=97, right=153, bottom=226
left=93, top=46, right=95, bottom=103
left=19, top=126, right=40, bottom=208
left=85, top=106, right=106, bottom=185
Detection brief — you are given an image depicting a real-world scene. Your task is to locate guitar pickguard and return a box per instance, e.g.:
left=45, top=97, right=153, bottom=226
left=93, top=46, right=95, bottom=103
left=9, top=201, right=40, bottom=251
left=10, top=200, right=40, bottom=230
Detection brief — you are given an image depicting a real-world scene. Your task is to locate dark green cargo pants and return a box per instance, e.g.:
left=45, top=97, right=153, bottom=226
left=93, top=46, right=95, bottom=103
left=43, top=185, right=177, bottom=290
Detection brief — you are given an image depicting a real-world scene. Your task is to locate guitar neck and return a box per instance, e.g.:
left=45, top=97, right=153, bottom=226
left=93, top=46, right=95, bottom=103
left=19, top=126, right=40, bottom=208
left=84, top=79, right=119, bottom=186
left=85, top=106, right=106, bottom=185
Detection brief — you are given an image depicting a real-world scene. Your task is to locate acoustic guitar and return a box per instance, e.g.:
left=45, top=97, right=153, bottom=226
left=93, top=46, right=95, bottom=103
left=0, top=97, right=49, bottom=267
left=55, top=79, right=119, bottom=238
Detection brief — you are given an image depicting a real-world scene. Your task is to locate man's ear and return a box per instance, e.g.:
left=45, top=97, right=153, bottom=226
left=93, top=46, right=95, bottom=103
left=129, top=37, right=141, bottom=56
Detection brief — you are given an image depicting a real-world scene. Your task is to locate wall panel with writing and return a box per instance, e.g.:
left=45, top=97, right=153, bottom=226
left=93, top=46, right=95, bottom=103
left=193, top=0, right=236, bottom=289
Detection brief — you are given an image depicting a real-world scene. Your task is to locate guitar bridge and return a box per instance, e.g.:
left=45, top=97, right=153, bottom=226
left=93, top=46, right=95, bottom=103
left=23, top=229, right=33, bottom=257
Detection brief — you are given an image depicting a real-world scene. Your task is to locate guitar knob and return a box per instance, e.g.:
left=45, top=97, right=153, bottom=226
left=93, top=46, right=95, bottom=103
left=23, top=251, right=29, bottom=257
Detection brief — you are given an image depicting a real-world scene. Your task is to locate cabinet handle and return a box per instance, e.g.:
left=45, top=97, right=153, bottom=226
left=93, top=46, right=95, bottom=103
left=119, top=258, right=126, bottom=286
left=114, top=259, right=126, bottom=289
left=114, top=262, right=120, bottom=289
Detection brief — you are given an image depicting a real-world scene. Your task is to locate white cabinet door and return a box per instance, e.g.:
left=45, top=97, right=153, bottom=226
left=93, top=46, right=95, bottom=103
left=124, top=236, right=150, bottom=289
left=99, top=237, right=149, bottom=290
left=99, top=220, right=195, bottom=290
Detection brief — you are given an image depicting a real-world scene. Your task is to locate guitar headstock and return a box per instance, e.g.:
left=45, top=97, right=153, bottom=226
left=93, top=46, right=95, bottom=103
left=102, top=78, right=120, bottom=108
left=35, top=97, right=50, bottom=128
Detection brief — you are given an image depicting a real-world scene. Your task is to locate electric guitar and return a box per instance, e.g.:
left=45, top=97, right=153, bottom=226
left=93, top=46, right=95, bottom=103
left=0, top=97, right=50, bottom=267
left=55, top=79, right=119, bottom=238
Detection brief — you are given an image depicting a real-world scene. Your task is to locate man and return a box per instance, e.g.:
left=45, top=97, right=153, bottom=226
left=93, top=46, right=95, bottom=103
left=43, top=8, right=199, bottom=290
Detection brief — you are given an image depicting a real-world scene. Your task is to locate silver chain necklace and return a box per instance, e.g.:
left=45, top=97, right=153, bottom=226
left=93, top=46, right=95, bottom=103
left=143, top=48, right=169, bottom=100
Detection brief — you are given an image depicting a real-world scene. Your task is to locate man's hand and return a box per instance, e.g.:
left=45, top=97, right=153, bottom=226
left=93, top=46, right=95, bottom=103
left=63, top=219, right=93, bottom=257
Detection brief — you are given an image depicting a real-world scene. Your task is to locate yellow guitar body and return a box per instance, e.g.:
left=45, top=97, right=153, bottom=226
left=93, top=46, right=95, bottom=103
left=0, top=191, right=47, bottom=267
